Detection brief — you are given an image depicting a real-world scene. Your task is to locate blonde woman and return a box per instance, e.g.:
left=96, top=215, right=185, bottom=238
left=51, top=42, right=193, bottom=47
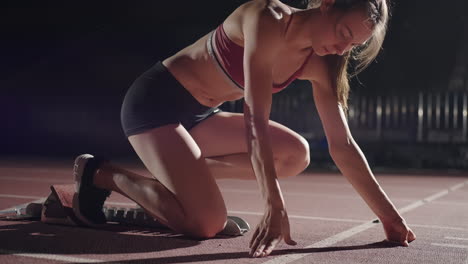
left=72, top=0, right=416, bottom=258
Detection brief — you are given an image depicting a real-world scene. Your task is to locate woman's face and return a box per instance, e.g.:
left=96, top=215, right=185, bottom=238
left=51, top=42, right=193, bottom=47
left=314, top=6, right=374, bottom=56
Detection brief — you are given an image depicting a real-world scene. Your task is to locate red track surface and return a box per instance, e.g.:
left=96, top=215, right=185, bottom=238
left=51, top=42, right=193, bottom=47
left=0, top=159, right=467, bottom=264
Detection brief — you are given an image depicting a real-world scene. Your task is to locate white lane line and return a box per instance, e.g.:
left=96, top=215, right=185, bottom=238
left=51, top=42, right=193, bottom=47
left=0, top=194, right=44, bottom=200
left=0, top=198, right=46, bottom=212
left=446, top=237, right=468, bottom=241
left=0, top=249, right=102, bottom=263
left=99, top=201, right=468, bottom=229
left=0, top=195, right=140, bottom=211
left=221, top=188, right=361, bottom=199
left=0, top=176, right=70, bottom=183
left=0, top=167, right=70, bottom=172
left=5, top=196, right=465, bottom=229
left=433, top=201, right=468, bottom=206
left=431, top=243, right=468, bottom=249
left=13, top=195, right=360, bottom=224
left=449, top=182, right=468, bottom=191
left=261, top=179, right=468, bottom=264
left=100, top=204, right=369, bottom=224
left=398, top=180, right=468, bottom=215
left=261, top=220, right=377, bottom=264
left=220, top=180, right=353, bottom=188
left=0, top=199, right=102, bottom=263
left=0, top=195, right=141, bottom=208
left=288, top=214, right=365, bottom=224
left=222, top=188, right=416, bottom=202
left=411, top=224, right=468, bottom=232
left=106, top=201, right=138, bottom=207
left=103, top=202, right=367, bottom=224
left=223, top=188, right=359, bottom=199
left=228, top=210, right=366, bottom=224
left=0, top=195, right=139, bottom=208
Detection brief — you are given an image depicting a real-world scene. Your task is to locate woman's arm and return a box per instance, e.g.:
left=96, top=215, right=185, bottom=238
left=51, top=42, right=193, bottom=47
left=242, top=4, right=296, bottom=257
left=313, top=82, right=401, bottom=221
left=243, top=6, right=282, bottom=209
left=304, top=55, right=416, bottom=245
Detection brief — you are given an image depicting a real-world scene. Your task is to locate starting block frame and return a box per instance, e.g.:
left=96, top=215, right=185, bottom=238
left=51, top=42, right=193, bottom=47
left=0, top=184, right=250, bottom=237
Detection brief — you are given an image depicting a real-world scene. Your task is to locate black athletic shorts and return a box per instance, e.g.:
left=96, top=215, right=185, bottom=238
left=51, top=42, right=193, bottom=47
left=120, top=61, right=222, bottom=137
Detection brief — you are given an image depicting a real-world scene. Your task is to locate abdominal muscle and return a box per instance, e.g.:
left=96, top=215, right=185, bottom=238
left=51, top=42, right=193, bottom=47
left=162, top=33, right=245, bottom=108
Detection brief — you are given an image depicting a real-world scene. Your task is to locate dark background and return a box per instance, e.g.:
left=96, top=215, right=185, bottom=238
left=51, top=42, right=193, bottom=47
left=1, top=1, right=467, bottom=171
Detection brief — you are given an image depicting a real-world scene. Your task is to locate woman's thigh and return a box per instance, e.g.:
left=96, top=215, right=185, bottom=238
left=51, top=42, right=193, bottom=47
left=189, top=111, right=310, bottom=161
left=128, top=123, right=227, bottom=225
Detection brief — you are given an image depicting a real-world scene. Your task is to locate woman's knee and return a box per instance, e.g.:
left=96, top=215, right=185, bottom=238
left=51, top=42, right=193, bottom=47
left=292, top=135, right=311, bottom=168
left=184, top=208, right=227, bottom=238
left=276, top=133, right=310, bottom=177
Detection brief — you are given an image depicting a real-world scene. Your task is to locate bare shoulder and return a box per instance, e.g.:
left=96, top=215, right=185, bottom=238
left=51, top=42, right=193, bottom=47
left=243, top=1, right=284, bottom=29
left=224, top=0, right=286, bottom=47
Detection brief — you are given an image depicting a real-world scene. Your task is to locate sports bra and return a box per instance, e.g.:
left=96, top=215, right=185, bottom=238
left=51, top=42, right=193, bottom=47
left=206, top=15, right=314, bottom=93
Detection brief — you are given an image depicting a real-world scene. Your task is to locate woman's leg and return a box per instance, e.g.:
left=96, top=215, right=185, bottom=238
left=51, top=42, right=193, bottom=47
left=92, top=112, right=308, bottom=237
left=189, top=111, right=311, bottom=180
left=93, top=123, right=227, bottom=238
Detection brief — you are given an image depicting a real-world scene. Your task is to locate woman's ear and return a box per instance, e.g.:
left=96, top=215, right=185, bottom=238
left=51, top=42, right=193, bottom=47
left=320, top=0, right=335, bottom=14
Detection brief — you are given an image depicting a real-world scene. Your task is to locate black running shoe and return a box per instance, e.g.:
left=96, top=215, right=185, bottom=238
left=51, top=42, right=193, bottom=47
left=72, top=154, right=111, bottom=227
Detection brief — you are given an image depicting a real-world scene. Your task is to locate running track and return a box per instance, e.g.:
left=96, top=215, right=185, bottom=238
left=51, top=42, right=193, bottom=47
left=0, top=158, right=467, bottom=264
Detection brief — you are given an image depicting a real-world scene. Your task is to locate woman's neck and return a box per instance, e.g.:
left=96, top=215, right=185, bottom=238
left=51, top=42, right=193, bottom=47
left=286, top=8, right=322, bottom=50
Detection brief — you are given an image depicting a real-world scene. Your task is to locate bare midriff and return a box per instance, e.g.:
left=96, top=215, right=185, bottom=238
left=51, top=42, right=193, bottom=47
left=162, top=32, right=313, bottom=108
left=162, top=33, right=244, bottom=108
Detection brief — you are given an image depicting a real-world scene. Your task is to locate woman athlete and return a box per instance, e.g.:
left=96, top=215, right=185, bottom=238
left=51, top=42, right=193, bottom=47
left=72, top=0, right=416, bottom=258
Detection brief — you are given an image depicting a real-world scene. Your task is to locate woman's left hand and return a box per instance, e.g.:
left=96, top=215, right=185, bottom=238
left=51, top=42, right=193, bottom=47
left=382, top=218, right=416, bottom=246
left=249, top=206, right=297, bottom=257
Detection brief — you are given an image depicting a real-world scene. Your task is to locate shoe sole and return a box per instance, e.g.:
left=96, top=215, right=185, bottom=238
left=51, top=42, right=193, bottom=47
left=72, top=154, right=105, bottom=228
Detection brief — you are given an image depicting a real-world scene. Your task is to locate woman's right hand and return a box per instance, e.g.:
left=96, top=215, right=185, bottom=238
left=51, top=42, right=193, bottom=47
left=382, top=217, right=417, bottom=246
left=266, top=0, right=292, bottom=20
left=249, top=205, right=297, bottom=258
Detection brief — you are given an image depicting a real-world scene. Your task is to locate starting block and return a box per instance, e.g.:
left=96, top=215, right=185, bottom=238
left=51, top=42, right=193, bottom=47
left=0, top=184, right=250, bottom=237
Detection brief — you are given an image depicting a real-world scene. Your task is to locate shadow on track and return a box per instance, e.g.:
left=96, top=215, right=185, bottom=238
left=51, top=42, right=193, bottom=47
left=0, top=222, right=200, bottom=254
left=92, top=241, right=401, bottom=263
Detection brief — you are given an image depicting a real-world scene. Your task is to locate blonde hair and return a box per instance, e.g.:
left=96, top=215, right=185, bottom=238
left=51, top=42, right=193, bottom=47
left=308, top=0, right=390, bottom=111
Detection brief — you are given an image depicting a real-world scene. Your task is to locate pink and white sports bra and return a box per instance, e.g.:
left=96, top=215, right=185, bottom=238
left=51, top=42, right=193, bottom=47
left=206, top=15, right=313, bottom=93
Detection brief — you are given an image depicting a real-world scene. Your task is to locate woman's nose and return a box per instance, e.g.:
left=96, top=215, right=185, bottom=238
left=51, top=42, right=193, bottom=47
left=335, top=42, right=352, bottom=55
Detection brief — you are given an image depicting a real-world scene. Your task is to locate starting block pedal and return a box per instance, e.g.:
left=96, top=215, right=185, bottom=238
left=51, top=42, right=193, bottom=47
left=0, top=184, right=250, bottom=237
left=0, top=202, right=43, bottom=221
left=224, top=215, right=250, bottom=236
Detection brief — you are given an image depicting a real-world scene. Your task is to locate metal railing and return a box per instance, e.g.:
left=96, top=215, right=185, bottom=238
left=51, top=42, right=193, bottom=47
left=222, top=88, right=468, bottom=144
left=348, top=91, right=468, bottom=143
